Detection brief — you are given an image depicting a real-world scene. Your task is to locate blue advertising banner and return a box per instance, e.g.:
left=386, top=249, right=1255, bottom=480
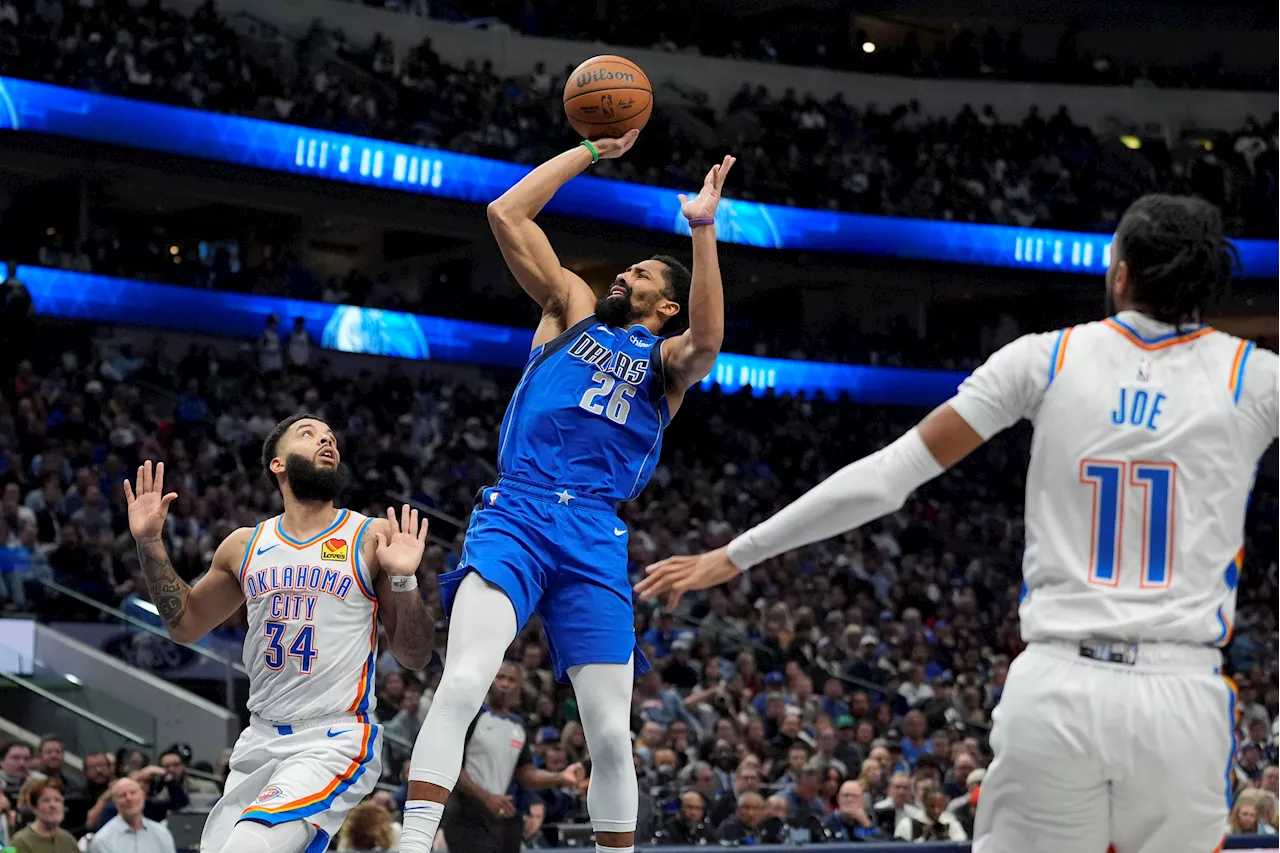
left=0, top=78, right=1273, bottom=277
left=14, top=265, right=968, bottom=406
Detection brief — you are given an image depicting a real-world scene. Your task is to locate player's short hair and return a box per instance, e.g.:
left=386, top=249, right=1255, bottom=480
left=260, top=412, right=327, bottom=478
left=1113, top=194, right=1237, bottom=328
left=650, top=254, right=691, bottom=333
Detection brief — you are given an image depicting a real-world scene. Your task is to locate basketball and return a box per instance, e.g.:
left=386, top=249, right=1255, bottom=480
left=562, top=55, right=652, bottom=139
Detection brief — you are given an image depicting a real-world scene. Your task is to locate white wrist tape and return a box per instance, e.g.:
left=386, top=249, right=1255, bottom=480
left=390, top=574, right=419, bottom=593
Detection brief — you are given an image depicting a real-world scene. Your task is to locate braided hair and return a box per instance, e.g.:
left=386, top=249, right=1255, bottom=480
left=1112, top=194, right=1237, bottom=329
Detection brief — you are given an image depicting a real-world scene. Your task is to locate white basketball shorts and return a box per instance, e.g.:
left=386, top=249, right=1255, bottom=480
left=200, top=714, right=382, bottom=853
left=973, top=641, right=1235, bottom=853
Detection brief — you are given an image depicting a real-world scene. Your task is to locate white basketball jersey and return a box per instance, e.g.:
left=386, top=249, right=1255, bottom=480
left=237, top=509, right=379, bottom=723
left=950, top=311, right=1278, bottom=645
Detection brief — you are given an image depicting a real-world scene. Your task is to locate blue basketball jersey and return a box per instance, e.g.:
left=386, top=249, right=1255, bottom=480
left=497, top=316, right=670, bottom=502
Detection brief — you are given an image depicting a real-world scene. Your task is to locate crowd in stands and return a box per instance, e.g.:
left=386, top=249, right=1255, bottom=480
left=0, top=288, right=1276, bottom=846
left=0, top=0, right=1276, bottom=236
left=342, top=0, right=1277, bottom=92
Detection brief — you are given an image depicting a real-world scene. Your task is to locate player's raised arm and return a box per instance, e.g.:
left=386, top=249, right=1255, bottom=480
left=637, top=333, right=1050, bottom=608
left=125, top=461, right=247, bottom=644
left=368, top=506, right=435, bottom=671
left=663, top=156, right=735, bottom=391
left=487, top=131, right=639, bottom=322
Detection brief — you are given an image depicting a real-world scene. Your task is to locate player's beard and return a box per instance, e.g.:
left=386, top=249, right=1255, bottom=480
left=284, top=453, right=349, bottom=503
left=595, top=289, right=639, bottom=327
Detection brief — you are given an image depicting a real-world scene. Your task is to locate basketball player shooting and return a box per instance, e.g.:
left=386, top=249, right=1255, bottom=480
left=125, top=414, right=434, bottom=853
left=398, top=138, right=734, bottom=853
left=638, top=194, right=1279, bottom=853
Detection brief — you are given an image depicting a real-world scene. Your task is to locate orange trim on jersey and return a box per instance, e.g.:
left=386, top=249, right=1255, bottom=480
left=274, top=508, right=350, bottom=550
left=241, top=725, right=373, bottom=815
left=1053, top=327, right=1073, bottom=378
left=238, top=525, right=266, bottom=586
left=1228, top=340, right=1249, bottom=393
left=1102, top=318, right=1214, bottom=350
left=1209, top=837, right=1225, bottom=853
left=350, top=517, right=377, bottom=602
left=347, top=607, right=379, bottom=713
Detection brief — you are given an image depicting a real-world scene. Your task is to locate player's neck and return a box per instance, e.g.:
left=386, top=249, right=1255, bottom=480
left=279, top=497, right=340, bottom=539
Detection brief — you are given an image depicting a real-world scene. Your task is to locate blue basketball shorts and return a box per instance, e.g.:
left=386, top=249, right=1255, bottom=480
left=437, top=477, right=651, bottom=683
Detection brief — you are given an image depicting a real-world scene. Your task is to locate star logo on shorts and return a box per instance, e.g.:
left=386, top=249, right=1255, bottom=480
left=555, top=489, right=574, bottom=505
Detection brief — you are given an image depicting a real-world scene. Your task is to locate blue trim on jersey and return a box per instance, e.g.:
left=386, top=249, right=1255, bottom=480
left=240, top=725, right=380, bottom=824
left=238, top=522, right=263, bottom=585
left=1222, top=670, right=1238, bottom=809
left=351, top=517, right=376, bottom=600
left=1213, top=607, right=1231, bottom=645
left=1233, top=341, right=1255, bottom=406
left=275, top=725, right=293, bottom=736
left=354, top=651, right=376, bottom=714
left=1047, top=328, right=1067, bottom=384
left=304, top=827, right=331, bottom=853
left=275, top=509, right=349, bottom=546
left=1107, top=316, right=1205, bottom=345
left=480, top=703, right=523, bottom=723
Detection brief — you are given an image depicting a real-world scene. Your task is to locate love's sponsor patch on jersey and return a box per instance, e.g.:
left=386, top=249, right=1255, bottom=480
left=321, top=538, right=348, bottom=561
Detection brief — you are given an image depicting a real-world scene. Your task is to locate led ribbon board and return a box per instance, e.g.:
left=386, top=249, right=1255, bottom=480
left=0, top=78, right=1273, bottom=276
left=16, top=266, right=967, bottom=406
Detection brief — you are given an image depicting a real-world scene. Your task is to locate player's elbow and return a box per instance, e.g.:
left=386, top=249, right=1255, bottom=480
left=168, top=622, right=203, bottom=646
left=487, top=200, right=516, bottom=231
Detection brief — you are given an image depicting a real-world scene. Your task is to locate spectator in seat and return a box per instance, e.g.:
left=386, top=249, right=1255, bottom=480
left=1231, top=790, right=1264, bottom=835
left=716, top=792, right=776, bottom=844
left=856, top=757, right=885, bottom=802
left=336, top=799, right=398, bottom=851
left=823, top=779, right=886, bottom=842
left=777, top=765, right=826, bottom=819
left=948, top=768, right=984, bottom=839
left=709, top=761, right=760, bottom=826
left=1262, top=765, right=1279, bottom=797
left=157, top=748, right=219, bottom=797
left=384, top=681, right=425, bottom=775
left=764, top=792, right=827, bottom=843
left=521, top=799, right=549, bottom=849
left=10, top=777, right=77, bottom=853
left=894, top=783, right=967, bottom=841
left=635, top=670, right=699, bottom=733
left=88, top=777, right=177, bottom=853
left=651, top=790, right=714, bottom=844
left=1, top=742, right=37, bottom=803
left=873, top=771, right=914, bottom=835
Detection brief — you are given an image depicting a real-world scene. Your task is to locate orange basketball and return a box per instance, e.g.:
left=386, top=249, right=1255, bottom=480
left=562, top=55, right=653, bottom=139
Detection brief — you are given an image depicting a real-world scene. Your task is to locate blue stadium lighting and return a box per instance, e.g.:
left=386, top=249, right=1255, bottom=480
left=0, top=77, right=1274, bottom=277
left=14, top=266, right=968, bottom=407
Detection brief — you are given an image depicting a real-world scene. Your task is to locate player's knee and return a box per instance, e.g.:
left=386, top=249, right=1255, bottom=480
left=434, top=664, right=492, bottom=711
left=225, top=819, right=314, bottom=853
left=585, top=715, right=632, bottom=770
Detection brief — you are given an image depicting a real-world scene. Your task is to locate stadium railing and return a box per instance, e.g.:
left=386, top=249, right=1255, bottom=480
left=39, top=578, right=249, bottom=715
left=0, top=640, right=155, bottom=757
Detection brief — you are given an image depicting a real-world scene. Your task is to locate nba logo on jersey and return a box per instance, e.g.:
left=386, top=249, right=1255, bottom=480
left=320, top=538, right=348, bottom=561
left=489, top=491, right=499, bottom=506
left=1137, top=358, right=1152, bottom=382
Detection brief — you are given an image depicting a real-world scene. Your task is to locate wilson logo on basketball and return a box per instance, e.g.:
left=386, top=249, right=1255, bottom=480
left=576, top=68, right=635, bottom=87
left=320, top=538, right=348, bottom=561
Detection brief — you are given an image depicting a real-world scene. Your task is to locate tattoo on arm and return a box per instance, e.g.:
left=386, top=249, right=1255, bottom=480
left=393, top=590, right=435, bottom=667
left=135, top=539, right=191, bottom=633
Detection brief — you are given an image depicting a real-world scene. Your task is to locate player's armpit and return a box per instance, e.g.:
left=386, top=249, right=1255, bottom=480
left=165, top=529, right=250, bottom=644
left=661, top=331, right=721, bottom=393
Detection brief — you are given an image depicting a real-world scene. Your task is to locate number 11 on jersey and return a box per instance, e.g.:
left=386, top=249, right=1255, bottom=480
left=1080, top=459, right=1176, bottom=589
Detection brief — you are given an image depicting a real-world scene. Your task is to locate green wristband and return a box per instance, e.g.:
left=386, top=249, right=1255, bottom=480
left=579, top=139, right=599, bottom=164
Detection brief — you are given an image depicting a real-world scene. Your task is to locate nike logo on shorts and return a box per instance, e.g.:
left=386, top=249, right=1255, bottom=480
left=326, top=728, right=350, bottom=738
left=614, top=528, right=626, bottom=536
left=257, top=544, right=279, bottom=555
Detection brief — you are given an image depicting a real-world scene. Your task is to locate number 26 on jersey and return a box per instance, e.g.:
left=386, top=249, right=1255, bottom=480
left=579, top=371, right=635, bottom=425
left=1079, top=459, right=1176, bottom=589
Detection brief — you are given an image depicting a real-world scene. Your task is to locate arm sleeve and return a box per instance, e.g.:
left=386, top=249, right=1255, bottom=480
left=725, top=427, right=944, bottom=572
left=946, top=332, right=1054, bottom=440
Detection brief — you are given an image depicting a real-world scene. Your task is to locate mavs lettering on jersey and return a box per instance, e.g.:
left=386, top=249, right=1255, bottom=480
left=497, top=317, right=670, bottom=502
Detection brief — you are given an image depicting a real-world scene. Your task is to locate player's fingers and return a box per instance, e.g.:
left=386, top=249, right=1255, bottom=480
left=677, top=194, right=688, bottom=205
left=385, top=505, right=397, bottom=528
left=123, top=479, right=135, bottom=504
left=161, top=493, right=178, bottom=510
left=402, top=504, right=412, bottom=534
left=417, top=514, right=429, bottom=542
left=154, top=461, right=165, bottom=496
left=141, top=461, right=152, bottom=493
left=664, top=588, right=684, bottom=612
left=409, top=508, right=419, bottom=537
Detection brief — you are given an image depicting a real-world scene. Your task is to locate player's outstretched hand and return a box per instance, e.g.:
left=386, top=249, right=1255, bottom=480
left=634, top=545, right=741, bottom=612
left=589, top=128, right=640, bottom=160
left=375, top=504, right=428, bottom=577
left=679, top=154, right=736, bottom=223
left=123, top=460, right=177, bottom=544
left=561, top=761, right=586, bottom=788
